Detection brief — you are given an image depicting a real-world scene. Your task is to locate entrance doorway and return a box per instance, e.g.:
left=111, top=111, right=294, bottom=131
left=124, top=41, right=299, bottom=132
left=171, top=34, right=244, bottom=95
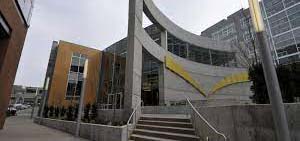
left=142, top=89, right=159, bottom=106
left=141, top=49, right=160, bottom=106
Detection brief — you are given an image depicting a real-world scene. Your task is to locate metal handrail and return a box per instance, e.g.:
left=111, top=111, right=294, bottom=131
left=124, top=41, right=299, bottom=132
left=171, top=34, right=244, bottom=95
left=186, top=97, right=227, bottom=141
left=126, top=99, right=142, bottom=140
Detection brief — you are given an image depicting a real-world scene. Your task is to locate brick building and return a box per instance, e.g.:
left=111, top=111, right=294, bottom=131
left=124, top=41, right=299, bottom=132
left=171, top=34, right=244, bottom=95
left=0, top=0, right=34, bottom=129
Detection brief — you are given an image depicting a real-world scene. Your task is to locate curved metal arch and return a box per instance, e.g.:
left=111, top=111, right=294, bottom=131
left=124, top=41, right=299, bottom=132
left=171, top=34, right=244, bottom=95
left=143, top=0, right=233, bottom=52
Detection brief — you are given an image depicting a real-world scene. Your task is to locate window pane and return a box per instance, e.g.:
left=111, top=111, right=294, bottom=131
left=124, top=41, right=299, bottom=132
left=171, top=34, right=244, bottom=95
left=66, top=82, right=76, bottom=97
left=68, top=72, right=78, bottom=81
left=73, top=52, right=80, bottom=57
left=75, top=81, right=83, bottom=96
left=70, top=65, right=78, bottom=72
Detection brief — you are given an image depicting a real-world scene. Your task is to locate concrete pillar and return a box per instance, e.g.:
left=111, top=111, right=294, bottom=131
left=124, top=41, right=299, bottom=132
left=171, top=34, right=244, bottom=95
left=158, top=30, right=167, bottom=105
left=124, top=0, right=144, bottom=117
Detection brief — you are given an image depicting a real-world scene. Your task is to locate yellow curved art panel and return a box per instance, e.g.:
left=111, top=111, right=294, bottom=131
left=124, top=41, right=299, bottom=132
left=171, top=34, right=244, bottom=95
left=210, top=72, right=250, bottom=95
left=165, top=55, right=206, bottom=97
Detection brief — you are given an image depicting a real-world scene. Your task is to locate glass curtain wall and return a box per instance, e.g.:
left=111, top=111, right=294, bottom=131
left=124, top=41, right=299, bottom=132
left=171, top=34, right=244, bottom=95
left=145, top=25, right=237, bottom=67
left=142, top=49, right=160, bottom=106
left=98, top=39, right=127, bottom=109
left=262, top=0, right=300, bottom=64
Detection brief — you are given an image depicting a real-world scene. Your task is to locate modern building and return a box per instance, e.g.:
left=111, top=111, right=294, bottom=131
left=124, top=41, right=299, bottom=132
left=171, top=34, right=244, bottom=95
left=44, top=41, right=101, bottom=107
left=201, top=0, right=300, bottom=65
left=201, top=8, right=257, bottom=66
left=0, top=0, right=34, bottom=129
left=10, top=85, right=43, bottom=105
left=43, top=1, right=252, bottom=123
left=261, top=0, right=300, bottom=64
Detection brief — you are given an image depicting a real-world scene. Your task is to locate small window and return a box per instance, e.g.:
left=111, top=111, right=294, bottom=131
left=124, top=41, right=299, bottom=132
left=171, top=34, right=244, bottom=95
left=0, top=13, right=11, bottom=38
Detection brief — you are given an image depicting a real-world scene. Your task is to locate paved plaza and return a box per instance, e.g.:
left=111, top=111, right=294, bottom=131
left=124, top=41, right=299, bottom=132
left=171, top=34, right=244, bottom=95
left=0, top=109, right=88, bottom=141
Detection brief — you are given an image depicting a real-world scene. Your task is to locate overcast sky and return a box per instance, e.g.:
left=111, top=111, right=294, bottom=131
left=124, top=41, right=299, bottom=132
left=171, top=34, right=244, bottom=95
left=14, top=0, right=249, bottom=87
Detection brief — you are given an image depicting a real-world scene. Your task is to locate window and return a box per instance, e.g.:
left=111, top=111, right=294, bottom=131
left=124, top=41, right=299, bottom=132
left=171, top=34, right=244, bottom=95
left=263, top=0, right=284, bottom=16
left=287, top=4, right=300, bottom=28
left=0, top=13, right=10, bottom=38
left=243, top=31, right=254, bottom=42
left=273, top=31, right=295, bottom=49
left=14, top=0, right=34, bottom=26
left=240, top=16, right=252, bottom=29
left=65, top=53, right=87, bottom=100
left=211, top=23, right=236, bottom=40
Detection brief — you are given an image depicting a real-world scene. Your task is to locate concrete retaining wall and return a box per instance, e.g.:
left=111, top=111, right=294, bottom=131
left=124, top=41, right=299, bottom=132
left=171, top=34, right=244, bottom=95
left=142, top=104, right=300, bottom=141
left=34, top=117, right=127, bottom=141
left=196, top=104, right=300, bottom=141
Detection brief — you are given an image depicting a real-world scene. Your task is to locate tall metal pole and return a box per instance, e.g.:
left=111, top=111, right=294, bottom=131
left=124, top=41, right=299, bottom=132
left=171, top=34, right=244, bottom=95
left=76, top=60, right=89, bottom=137
left=39, top=77, right=50, bottom=119
left=248, top=1, right=290, bottom=141
left=31, top=88, right=39, bottom=119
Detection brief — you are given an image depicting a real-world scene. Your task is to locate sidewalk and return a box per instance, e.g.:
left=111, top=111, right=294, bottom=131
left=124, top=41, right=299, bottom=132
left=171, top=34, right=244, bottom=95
left=0, top=109, right=88, bottom=141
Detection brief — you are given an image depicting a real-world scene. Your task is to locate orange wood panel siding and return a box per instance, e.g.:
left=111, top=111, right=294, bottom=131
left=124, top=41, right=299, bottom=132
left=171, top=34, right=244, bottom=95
left=47, top=41, right=101, bottom=107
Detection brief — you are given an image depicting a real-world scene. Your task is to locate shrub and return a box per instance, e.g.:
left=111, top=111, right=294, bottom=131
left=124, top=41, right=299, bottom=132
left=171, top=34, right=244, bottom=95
left=49, top=106, right=54, bottom=118
left=249, top=63, right=299, bottom=104
left=54, top=107, right=60, bottom=118
left=43, top=106, right=49, bottom=118
left=91, top=103, right=97, bottom=121
left=60, top=106, right=66, bottom=119
left=74, top=104, right=79, bottom=120
left=66, top=105, right=74, bottom=121
left=84, top=104, right=91, bottom=122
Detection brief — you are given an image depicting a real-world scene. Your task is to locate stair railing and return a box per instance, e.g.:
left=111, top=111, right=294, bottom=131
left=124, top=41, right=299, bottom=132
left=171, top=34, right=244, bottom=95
left=186, top=97, right=227, bottom=141
left=126, top=99, right=143, bottom=140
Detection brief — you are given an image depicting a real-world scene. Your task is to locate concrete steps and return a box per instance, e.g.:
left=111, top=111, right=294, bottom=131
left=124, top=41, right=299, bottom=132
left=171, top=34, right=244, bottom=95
left=129, top=114, right=199, bottom=141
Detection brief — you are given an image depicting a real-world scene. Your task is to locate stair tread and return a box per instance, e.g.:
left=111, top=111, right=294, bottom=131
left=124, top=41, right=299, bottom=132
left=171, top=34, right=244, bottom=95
left=142, top=114, right=190, bottom=119
left=136, top=124, right=195, bottom=131
left=139, top=120, right=192, bottom=124
left=131, top=134, right=179, bottom=141
left=133, top=129, right=200, bottom=139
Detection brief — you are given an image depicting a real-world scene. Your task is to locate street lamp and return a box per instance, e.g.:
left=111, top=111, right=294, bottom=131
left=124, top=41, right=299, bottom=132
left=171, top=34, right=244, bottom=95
left=76, top=59, right=89, bottom=137
left=39, top=77, right=50, bottom=119
left=248, top=0, right=291, bottom=140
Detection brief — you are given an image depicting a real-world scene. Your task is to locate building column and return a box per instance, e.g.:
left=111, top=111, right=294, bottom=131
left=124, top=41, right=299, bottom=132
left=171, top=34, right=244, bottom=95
left=158, top=30, right=167, bottom=106
left=124, top=0, right=144, bottom=117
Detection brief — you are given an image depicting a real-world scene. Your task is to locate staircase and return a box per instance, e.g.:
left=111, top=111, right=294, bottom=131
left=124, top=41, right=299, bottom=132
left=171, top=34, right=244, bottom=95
left=129, top=114, right=200, bottom=141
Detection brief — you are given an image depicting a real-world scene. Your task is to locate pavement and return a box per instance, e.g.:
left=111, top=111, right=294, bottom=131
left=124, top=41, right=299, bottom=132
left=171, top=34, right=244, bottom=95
left=0, top=108, right=89, bottom=141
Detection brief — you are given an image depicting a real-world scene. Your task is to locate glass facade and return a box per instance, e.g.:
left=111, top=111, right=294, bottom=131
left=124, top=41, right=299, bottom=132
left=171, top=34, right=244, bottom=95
left=262, top=0, right=300, bottom=64
left=99, top=24, right=240, bottom=109
left=167, top=33, right=237, bottom=67
left=65, top=53, right=87, bottom=100
left=98, top=39, right=127, bottom=109
left=142, top=50, right=160, bottom=106
left=144, top=25, right=237, bottom=67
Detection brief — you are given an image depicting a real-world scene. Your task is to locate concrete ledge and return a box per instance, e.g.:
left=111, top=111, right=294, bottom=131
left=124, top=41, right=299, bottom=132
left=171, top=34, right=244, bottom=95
left=34, top=117, right=127, bottom=141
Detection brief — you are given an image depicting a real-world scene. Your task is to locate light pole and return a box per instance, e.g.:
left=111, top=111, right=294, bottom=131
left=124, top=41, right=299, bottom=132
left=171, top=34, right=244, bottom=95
left=248, top=0, right=291, bottom=140
left=75, top=60, right=88, bottom=137
left=31, top=88, right=39, bottom=119
left=39, top=77, right=50, bottom=119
